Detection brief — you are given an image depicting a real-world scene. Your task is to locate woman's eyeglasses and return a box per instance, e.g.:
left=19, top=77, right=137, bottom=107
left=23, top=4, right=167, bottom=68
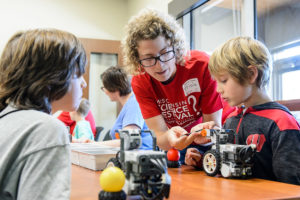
left=138, top=50, right=175, bottom=67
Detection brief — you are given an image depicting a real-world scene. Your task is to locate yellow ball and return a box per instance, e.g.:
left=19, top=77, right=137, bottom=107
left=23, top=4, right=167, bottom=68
left=99, top=167, right=125, bottom=192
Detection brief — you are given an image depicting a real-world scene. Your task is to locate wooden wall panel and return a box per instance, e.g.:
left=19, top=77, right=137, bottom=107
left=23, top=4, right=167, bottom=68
left=79, top=38, right=122, bottom=99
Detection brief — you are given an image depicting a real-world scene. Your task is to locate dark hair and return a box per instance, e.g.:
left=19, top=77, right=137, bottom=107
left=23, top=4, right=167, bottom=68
left=0, top=29, right=87, bottom=113
left=100, top=66, right=131, bottom=96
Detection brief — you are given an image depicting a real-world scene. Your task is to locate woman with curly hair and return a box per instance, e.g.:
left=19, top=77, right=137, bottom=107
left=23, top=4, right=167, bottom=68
left=122, top=9, right=224, bottom=166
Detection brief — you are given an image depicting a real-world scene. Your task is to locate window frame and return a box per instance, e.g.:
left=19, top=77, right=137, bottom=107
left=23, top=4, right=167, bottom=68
left=173, top=0, right=300, bottom=111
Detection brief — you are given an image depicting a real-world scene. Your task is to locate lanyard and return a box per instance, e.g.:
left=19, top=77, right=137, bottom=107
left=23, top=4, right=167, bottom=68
left=0, top=109, right=21, bottom=119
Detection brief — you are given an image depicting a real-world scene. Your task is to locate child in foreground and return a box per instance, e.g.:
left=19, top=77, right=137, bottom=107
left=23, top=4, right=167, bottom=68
left=188, top=36, right=300, bottom=185
left=0, top=29, right=87, bottom=199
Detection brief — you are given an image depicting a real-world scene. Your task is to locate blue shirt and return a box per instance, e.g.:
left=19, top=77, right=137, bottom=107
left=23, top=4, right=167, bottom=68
left=73, top=120, right=94, bottom=140
left=110, top=94, right=153, bottom=150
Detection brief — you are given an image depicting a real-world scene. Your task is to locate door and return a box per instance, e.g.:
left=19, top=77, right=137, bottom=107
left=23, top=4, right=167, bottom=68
left=79, top=38, right=123, bottom=134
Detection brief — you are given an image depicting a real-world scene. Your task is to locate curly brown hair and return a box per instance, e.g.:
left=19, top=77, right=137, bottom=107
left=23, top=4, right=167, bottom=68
left=122, top=8, right=188, bottom=75
left=0, top=29, right=87, bottom=113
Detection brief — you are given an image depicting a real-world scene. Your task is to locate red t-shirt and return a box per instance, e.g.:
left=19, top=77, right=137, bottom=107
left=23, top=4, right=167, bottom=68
left=57, top=110, right=96, bottom=137
left=132, top=50, right=223, bottom=132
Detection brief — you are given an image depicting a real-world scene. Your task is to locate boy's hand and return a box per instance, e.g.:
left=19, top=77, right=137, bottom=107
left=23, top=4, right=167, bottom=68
left=185, top=148, right=203, bottom=168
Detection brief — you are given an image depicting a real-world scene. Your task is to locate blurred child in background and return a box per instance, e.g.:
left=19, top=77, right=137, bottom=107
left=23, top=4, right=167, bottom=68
left=57, top=110, right=96, bottom=137
left=70, top=98, right=95, bottom=142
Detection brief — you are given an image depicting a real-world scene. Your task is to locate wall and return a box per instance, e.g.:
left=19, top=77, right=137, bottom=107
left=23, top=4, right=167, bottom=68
left=128, top=0, right=171, bottom=19
left=0, top=0, right=170, bottom=132
left=0, top=0, right=129, bottom=53
left=0, top=0, right=170, bottom=54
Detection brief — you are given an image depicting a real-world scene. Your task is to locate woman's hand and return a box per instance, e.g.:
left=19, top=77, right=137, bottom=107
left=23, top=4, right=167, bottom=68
left=167, top=126, right=202, bottom=150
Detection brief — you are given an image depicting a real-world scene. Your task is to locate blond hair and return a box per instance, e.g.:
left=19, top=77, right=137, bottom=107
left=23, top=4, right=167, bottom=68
left=76, top=98, right=90, bottom=117
left=122, top=8, right=188, bottom=75
left=209, top=37, right=272, bottom=88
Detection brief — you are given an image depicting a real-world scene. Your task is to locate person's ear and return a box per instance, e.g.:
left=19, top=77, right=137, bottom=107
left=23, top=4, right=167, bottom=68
left=247, top=65, right=258, bottom=84
left=138, top=65, right=145, bottom=73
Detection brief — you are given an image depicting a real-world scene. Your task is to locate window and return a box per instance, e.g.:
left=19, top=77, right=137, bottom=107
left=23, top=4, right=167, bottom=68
left=174, top=0, right=300, bottom=104
left=192, top=0, right=241, bottom=54
left=282, top=70, right=300, bottom=100
left=257, top=0, right=300, bottom=100
left=177, top=0, right=242, bottom=53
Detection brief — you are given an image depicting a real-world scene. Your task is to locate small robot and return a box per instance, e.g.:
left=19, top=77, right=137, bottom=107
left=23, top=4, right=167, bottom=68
left=200, top=129, right=256, bottom=178
left=106, top=129, right=171, bottom=200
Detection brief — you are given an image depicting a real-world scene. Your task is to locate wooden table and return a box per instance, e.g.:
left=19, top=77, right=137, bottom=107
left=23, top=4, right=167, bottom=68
left=71, top=165, right=300, bottom=200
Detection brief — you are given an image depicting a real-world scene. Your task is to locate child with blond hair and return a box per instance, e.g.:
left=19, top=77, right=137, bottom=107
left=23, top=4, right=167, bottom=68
left=192, top=36, right=300, bottom=185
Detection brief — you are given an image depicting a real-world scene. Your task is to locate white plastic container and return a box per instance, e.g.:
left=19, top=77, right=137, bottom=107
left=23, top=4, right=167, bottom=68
left=71, top=143, right=119, bottom=171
